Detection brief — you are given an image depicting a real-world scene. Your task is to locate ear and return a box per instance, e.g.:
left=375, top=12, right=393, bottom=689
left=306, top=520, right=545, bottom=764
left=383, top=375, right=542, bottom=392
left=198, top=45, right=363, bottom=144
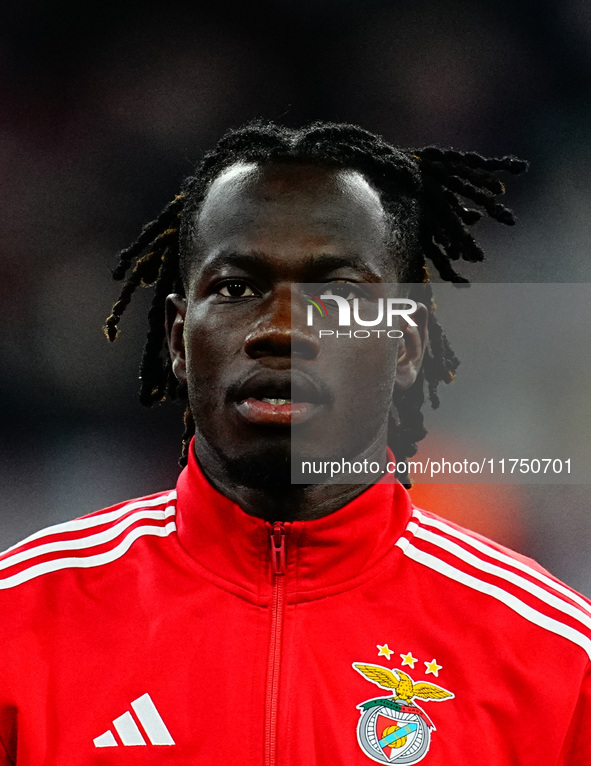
left=165, top=294, right=187, bottom=385
left=394, top=302, right=428, bottom=391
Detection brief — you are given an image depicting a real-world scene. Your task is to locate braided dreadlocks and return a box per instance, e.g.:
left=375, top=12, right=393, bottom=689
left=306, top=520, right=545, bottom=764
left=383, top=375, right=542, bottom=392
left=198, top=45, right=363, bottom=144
left=105, top=121, right=527, bottom=486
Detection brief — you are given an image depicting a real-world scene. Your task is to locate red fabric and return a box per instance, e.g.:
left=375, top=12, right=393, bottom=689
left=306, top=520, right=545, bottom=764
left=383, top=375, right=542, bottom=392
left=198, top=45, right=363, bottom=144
left=0, top=447, right=589, bottom=765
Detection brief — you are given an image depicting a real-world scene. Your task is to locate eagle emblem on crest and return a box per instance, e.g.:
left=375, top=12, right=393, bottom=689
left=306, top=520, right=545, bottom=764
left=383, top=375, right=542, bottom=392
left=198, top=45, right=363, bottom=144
left=352, top=662, right=454, bottom=764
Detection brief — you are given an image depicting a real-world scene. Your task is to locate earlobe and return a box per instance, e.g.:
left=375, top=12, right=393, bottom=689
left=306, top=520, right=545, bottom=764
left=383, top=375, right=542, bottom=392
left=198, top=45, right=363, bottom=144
left=165, top=294, right=188, bottom=384
left=394, top=303, right=428, bottom=391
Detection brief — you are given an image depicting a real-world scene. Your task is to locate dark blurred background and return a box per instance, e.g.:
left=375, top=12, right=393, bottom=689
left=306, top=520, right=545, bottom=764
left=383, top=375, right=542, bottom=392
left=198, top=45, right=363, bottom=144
left=1, top=0, right=590, bottom=593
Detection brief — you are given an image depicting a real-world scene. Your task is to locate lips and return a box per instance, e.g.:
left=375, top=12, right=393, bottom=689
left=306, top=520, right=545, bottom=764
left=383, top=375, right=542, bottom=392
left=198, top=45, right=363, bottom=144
left=230, top=370, right=330, bottom=426
left=236, top=398, right=317, bottom=426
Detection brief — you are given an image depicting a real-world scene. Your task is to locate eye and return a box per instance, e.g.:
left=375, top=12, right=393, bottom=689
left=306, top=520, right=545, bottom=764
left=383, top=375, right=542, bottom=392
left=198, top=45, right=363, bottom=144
left=216, top=280, right=257, bottom=298
left=319, top=282, right=360, bottom=301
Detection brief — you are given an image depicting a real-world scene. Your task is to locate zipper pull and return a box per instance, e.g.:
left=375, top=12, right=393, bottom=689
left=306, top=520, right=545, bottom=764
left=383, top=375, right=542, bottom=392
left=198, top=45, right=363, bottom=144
left=270, top=521, right=286, bottom=576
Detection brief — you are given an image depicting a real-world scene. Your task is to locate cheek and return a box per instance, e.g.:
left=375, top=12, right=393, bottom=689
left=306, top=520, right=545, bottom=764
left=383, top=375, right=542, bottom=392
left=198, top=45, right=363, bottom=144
left=184, top=315, right=224, bottom=388
left=321, top=336, right=399, bottom=409
left=295, top=338, right=397, bottom=458
left=183, top=309, right=247, bottom=401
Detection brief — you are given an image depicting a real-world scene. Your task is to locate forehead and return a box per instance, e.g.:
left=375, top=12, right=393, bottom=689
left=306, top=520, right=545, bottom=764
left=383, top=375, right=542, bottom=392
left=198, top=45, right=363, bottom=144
left=188, top=162, right=392, bottom=277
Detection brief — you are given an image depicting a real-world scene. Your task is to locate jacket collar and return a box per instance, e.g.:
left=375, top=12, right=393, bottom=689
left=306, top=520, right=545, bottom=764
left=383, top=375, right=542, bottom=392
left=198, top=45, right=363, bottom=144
left=174, top=442, right=413, bottom=602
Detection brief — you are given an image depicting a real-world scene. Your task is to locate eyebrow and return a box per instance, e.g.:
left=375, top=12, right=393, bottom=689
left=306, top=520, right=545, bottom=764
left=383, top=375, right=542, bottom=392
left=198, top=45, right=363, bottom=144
left=199, top=251, right=382, bottom=281
left=199, top=252, right=267, bottom=276
left=304, top=254, right=381, bottom=281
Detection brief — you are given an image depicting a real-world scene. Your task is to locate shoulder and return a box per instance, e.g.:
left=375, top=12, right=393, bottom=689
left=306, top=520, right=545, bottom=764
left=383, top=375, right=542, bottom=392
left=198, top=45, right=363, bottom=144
left=399, top=504, right=591, bottom=662
left=402, top=505, right=559, bottom=579
left=0, top=488, right=177, bottom=593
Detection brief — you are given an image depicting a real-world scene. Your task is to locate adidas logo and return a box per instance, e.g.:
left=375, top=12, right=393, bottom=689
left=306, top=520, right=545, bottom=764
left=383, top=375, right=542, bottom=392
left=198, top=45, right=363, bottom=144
left=93, top=693, right=175, bottom=747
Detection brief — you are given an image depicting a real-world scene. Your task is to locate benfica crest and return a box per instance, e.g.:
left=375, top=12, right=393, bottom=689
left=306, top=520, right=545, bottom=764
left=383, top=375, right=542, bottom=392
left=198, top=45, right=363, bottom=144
left=352, top=663, right=454, bottom=764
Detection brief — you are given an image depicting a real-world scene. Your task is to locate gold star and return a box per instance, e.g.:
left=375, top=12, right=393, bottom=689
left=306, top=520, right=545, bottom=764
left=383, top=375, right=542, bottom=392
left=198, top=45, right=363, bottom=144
left=377, top=644, right=393, bottom=660
left=424, top=659, right=442, bottom=677
left=399, top=652, right=417, bottom=669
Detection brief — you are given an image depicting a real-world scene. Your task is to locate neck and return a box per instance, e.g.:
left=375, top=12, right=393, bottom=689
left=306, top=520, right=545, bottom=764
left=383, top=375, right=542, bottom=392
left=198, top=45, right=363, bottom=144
left=192, top=434, right=390, bottom=522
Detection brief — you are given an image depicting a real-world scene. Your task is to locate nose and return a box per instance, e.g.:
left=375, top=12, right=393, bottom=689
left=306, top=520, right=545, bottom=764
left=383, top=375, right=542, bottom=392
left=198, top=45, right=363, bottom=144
left=243, top=286, right=320, bottom=361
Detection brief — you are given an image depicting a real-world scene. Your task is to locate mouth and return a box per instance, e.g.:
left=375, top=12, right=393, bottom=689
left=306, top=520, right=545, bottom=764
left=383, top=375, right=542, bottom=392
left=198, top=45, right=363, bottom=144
left=232, top=371, right=329, bottom=427
left=236, top=398, right=317, bottom=426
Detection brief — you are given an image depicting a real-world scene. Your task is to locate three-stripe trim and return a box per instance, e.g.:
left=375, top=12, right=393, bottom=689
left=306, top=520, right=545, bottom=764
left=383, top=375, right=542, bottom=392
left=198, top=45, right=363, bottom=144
left=0, top=491, right=177, bottom=589
left=398, top=508, right=591, bottom=660
left=93, top=693, right=175, bottom=747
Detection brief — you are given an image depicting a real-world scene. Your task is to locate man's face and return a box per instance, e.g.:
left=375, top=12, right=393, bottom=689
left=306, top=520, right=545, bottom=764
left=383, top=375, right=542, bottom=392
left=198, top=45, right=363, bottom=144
left=167, top=162, right=422, bottom=485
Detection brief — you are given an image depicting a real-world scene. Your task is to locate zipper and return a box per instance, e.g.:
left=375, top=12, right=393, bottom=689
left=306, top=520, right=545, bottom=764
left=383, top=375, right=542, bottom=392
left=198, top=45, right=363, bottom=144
left=265, top=521, right=286, bottom=766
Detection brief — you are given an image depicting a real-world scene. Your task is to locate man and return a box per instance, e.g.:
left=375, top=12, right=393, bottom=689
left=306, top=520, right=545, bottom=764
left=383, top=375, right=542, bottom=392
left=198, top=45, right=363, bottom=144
left=0, top=122, right=588, bottom=765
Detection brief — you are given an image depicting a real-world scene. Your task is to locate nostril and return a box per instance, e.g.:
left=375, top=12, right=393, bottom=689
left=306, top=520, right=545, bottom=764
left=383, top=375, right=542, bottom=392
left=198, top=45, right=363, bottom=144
left=291, top=337, right=318, bottom=360
left=244, top=327, right=292, bottom=359
left=244, top=327, right=320, bottom=360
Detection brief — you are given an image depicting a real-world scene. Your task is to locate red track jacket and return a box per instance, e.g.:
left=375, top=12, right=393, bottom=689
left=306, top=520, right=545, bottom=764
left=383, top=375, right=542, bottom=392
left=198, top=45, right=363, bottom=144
left=0, top=446, right=589, bottom=765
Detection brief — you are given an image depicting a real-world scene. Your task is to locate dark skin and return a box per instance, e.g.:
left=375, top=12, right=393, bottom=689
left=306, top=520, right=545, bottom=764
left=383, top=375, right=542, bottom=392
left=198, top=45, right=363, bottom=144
left=166, top=162, right=427, bottom=522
